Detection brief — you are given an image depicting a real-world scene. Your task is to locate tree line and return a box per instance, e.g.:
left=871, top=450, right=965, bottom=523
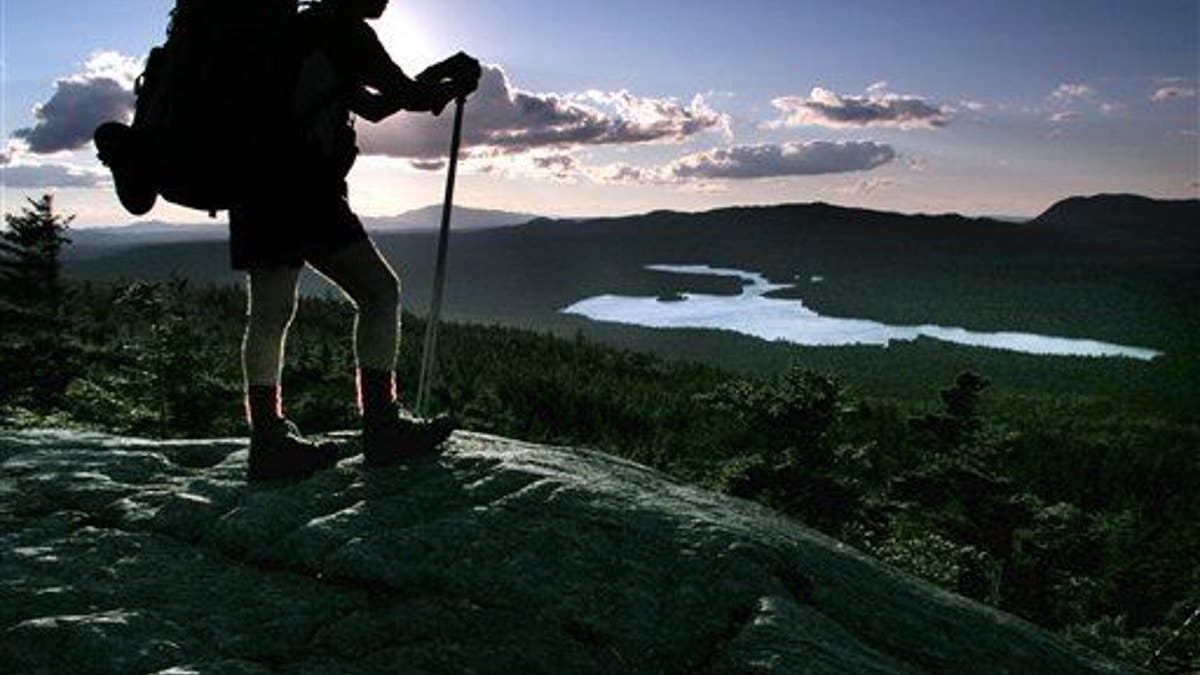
left=2, top=196, right=1196, bottom=672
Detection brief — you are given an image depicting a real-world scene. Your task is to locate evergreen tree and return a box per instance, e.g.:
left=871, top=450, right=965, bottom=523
left=0, top=194, right=74, bottom=407
left=0, top=194, right=73, bottom=315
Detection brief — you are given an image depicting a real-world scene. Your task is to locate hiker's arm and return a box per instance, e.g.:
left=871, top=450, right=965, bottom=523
left=348, top=23, right=450, bottom=121
left=349, top=80, right=425, bottom=122
left=349, top=76, right=452, bottom=122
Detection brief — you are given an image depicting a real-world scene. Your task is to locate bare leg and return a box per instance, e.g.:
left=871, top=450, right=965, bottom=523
left=243, top=267, right=301, bottom=387
left=308, top=238, right=401, bottom=372
left=241, top=266, right=339, bottom=481
left=310, top=238, right=452, bottom=463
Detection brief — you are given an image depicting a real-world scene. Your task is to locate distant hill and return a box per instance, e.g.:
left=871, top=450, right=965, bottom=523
left=362, top=204, right=541, bottom=232
left=65, top=205, right=541, bottom=259
left=1029, top=193, right=1199, bottom=256
left=68, top=220, right=224, bottom=246
left=62, top=194, right=1198, bottom=363
left=1033, top=193, right=1197, bottom=229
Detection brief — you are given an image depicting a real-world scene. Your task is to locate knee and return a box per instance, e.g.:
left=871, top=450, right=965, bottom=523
left=360, top=271, right=400, bottom=314
left=248, top=297, right=296, bottom=333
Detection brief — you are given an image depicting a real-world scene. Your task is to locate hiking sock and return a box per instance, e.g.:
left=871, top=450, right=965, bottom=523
left=357, top=369, right=398, bottom=419
left=246, top=384, right=284, bottom=432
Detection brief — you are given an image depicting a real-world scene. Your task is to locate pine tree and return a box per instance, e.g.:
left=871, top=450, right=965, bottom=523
left=0, top=194, right=73, bottom=318
left=0, top=194, right=75, bottom=408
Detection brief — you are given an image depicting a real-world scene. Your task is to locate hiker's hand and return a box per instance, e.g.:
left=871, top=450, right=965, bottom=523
left=418, top=52, right=481, bottom=87
left=451, top=67, right=481, bottom=99
left=427, top=81, right=459, bottom=116
left=403, top=79, right=452, bottom=115
left=417, top=52, right=481, bottom=107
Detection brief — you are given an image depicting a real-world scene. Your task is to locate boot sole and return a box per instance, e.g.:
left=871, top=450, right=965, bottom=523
left=94, top=122, right=158, bottom=216
left=362, top=428, right=454, bottom=469
left=247, top=442, right=340, bottom=483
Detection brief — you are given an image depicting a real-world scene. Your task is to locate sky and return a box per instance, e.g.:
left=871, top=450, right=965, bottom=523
left=1, top=0, right=1197, bottom=227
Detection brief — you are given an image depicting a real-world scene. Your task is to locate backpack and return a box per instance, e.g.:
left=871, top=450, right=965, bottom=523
left=131, top=0, right=299, bottom=215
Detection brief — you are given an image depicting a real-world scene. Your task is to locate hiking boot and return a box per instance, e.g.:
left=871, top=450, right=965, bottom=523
left=94, top=122, right=157, bottom=216
left=363, top=404, right=456, bottom=468
left=248, top=418, right=340, bottom=483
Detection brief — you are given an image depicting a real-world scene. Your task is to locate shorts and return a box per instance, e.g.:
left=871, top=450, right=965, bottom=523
left=228, top=178, right=368, bottom=271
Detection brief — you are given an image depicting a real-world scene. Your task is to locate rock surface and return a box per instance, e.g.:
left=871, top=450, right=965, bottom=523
left=0, top=429, right=1136, bottom=674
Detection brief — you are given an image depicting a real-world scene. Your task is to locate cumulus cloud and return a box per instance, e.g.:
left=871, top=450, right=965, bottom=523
left=0, top=162, right=107, bottom=188
left=767, top=85, right=953, bottom=130
left=358, top=64, right=730, bottom=160
left=670, top=142, right=895, bottom=179
left=13, top=51, right=140, bottom=154
left=1049, top=111, right=1081, bottom=123
left=1151, top=86, right=1197, bottom=102
left=598, top=140, right=895, bottom=185
left=1051, top=83, right=1094, bottom=101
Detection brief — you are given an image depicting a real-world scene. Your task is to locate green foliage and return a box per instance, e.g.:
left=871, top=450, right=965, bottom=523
left=698, top=370, right=860, bottom=529
left=112, top=278, right=237, bottom=436
left=0, top=194, right=72, bottom=311
left=911, top=371, right=990, bottom=447
left=1, top=271, right=1196, bottom=672
left=0, top=195, right=76, bottom=408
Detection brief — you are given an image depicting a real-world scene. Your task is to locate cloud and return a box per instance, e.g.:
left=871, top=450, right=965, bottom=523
left=409, top=158, right=446, bottom=171
left=358, top=64, right=730, bottom=160
left=1049, top=111, right=1081, bottom=123
left=837, top=177, right=895, bottom=195
left=1098, top=101, right=1126, bottom=115
left=77, top=51, right=142, bottom=90
left=471, top=151, right=585, bottom=183
left=530, top=153, right=579, bottom=181
left=598, top=140, right=896, bottom=184
left=1151, top=86, right=1197, bottom=102
left=0, top=162, right=107, bottom=188
left=906, top=154, right=929, bottom=171
left=12, top=51, right=140, bottom=154
left=767, top=85, right=953, bottom=130
left=1051, top=83, right=1094, bottom=101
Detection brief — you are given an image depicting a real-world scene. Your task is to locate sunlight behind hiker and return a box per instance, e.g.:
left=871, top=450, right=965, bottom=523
left=94, top=0, right=482, bottom=481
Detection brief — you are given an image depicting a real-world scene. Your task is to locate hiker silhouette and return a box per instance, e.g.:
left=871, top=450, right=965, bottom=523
left=96, top=0, right=481, bottom=481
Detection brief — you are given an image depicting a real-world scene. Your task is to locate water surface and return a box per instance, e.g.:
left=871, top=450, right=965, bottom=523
left=561, top=265, right=1162, bottom=361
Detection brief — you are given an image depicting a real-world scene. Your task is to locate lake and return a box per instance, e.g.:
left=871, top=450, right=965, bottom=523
left=561, top=265, right=1163, bottom=361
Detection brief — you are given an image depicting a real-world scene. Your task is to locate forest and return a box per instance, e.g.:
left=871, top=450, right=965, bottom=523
left=3, top=196, right=1197, bottom=672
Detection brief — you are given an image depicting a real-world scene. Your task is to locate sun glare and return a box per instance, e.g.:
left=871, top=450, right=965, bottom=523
left=374, top=5, right=437, bottom=74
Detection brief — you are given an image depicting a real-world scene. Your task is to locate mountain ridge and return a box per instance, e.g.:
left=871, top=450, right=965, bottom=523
left=65, top=193, right=1196, bottom=249
left=1032, top=193, right=1199, bottom=225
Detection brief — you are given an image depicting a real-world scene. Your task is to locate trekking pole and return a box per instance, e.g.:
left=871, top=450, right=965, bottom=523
left=416, top=96, right=466, bottom=417
left=1145, top=603, right=1199, bottom=669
